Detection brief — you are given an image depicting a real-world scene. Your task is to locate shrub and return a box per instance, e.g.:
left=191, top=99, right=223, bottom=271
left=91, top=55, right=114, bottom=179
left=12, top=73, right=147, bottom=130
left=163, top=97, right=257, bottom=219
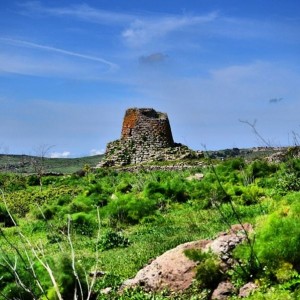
left=69, top=195, right=95, bottom=213
left=71, top=212, right=95, bottom=236
left=249, top=160, right=277, bottom=179
left=0, top=173, right=27, bottom=192
left=143, top=179, right=189, bottom=204
left=46, top=231, right=63, bottom=244
left=40, top=204, right=58, bottom=220
left=0, top=251, right=90, bottom=300
left=246, top=289, right=295, bottom=300
left=0, top=203, right=16, bottom=227
left=103, top=193, right=158, bottom=225
left=54, top=255, right=88, bottom=299
left=240, top=185, right=265, bottom=205
left=229, top=158, right=245, bottom=170
left=255, top=203, right=300, bottom=268
left=276, top=172, right=300, bottom=194
left=27, top=174, right=40, bottom=186
left=184, top=249, right=222, bottom=290
left=98, top=229, right=130, bottom=251
left=234, top=201, right=300, bottom=286
left=6, top=186, right=82, bottom=216
left=85, top=182, right=111, bottom=206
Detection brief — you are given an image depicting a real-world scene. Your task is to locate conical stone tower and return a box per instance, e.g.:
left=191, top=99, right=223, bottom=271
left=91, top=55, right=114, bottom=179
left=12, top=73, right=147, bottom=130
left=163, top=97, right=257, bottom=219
left=99, top=108, right=197, bottom=167
left=121, top=108, right=174, bottom=148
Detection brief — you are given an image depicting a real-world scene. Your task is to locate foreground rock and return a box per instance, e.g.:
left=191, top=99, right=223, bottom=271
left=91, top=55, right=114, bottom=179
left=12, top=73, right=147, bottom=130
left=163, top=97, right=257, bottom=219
left=122, top=240, right=210, bottom=292
left=238, top=282, right=258, bottom=298
left=121, top=224, right=252, bottom=294
left=211, top=281, right=235, bottom=300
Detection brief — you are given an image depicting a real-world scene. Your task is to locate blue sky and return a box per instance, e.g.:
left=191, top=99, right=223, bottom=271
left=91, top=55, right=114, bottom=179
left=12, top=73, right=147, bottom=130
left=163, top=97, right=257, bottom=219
left=0, top=0, right=300, bottom=157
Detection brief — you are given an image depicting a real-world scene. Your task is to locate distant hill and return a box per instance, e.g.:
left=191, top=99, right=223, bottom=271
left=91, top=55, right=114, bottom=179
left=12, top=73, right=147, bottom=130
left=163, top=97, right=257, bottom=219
left=0, top=146, right=288, bottom=175
left=0, top=154, right=104, bottom=174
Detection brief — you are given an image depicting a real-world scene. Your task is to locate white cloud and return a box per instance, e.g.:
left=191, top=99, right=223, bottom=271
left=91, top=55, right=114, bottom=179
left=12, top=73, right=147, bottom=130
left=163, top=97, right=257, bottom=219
left=0, top=38, right=118, bottom=76
left=2, top=38, right=117, bottom=69
left=18, top=2, right=300, bottom=49
left=122, top=12, right=218, bottom=47
left=90, top=149, right=105, bottom=156
left=19, top=1, right=133, bottom=24
left=50, top=151, right=71, bottom=158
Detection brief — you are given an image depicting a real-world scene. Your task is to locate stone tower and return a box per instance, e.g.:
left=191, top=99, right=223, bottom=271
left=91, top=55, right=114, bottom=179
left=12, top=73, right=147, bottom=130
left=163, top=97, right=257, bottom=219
left=121, top=108, right=174, bottom=148
left=99, top=107, right=198, bottom=167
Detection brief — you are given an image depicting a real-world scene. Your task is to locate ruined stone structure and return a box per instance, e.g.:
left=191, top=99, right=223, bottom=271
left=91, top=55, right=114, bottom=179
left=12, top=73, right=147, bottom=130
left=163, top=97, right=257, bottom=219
left=121, top=108, right=174, bottom=148
left=99, top=108, right=201, bottom=167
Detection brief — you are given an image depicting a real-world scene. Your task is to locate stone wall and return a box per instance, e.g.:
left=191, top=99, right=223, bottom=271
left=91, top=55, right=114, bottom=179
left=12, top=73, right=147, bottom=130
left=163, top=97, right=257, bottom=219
left=99, top=108, right=200, bottom=167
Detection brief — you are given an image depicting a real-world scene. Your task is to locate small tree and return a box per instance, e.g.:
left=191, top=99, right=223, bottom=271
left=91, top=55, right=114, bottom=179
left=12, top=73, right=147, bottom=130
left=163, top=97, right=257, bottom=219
left=31, top=144, right=53, bottom=191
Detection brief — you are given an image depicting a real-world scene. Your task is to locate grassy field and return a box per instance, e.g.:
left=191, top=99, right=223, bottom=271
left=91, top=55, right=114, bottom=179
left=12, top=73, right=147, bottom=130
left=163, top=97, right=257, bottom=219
left=1, top=149, right=300, bottom=299
left=0, top=154, right=103, bottom=174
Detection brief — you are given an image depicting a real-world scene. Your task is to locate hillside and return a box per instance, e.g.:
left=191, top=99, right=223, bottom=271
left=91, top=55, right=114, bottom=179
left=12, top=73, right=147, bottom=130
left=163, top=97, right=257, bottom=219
left=0, top=147, right=300, bottom=299
left=0, top=146, right=283, bottom=173
left=0, top=154, right=104, bottom=174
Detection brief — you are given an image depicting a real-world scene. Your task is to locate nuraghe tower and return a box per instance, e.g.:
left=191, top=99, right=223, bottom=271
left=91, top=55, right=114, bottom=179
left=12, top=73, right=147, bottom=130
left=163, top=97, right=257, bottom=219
left=99, top=108, right=198, bottom=167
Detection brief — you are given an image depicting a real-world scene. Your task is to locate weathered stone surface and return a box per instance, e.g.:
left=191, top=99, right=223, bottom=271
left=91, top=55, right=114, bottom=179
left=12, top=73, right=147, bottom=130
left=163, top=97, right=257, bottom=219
left=121, top=224, right=252, bottom=293
left=121, top=240, right=211, bottom=292
left=211, top=281, right=235, bottom=300
left=238, top=282, right=258, bottom=298
left=98, top=108, right=202, bottom=167
left=121, top=108, right=174, bottom=147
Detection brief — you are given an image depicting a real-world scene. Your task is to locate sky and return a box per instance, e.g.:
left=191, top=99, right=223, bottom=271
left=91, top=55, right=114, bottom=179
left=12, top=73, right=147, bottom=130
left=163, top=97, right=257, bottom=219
left=0, top=0, right=300, bottom=157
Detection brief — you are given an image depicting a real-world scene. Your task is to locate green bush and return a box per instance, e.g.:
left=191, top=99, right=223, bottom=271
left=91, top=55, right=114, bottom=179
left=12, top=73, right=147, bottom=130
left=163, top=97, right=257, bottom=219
left=184, top=249, right=222, bottom=290
left=0, top=173, right=27, bottom=192
left=255, top=203, right=300, bottom=268
left=276, top=172, right=300, bottom=194
left=40, top=204, right=58, bottom=220
left=246, top=288, right=295, bottom=300
left=6, top=186, right=82, bottom=216
left=103, top=193, right=157, bottom=224
left=27, top=174, right=40, bottom=186
left=54, top=255, right=88, bottom=300
left=143, top=179, right=189, bottom=204
left=69, top=195, right=95, bottom=213
left=71, top=212, right=95, bottom=236
left=85, top=182, right=112, bottom=206
left=234, top=201, right=300, bottom=287
left=0, top=203, right=16, bottom=227
left=46, top=231, right=64, bottom=244
left=240, top=185, right=265, bottom=205
left=249, top=160, right=277, bottom=179
left=98, top=229, right=130, bottom=251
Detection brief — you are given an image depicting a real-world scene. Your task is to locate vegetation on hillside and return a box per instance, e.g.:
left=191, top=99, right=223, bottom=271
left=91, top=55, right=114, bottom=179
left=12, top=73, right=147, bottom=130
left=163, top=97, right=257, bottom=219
left=0, top=154, right=103, bottom=174
left=1, top=151, right=300, bottom=298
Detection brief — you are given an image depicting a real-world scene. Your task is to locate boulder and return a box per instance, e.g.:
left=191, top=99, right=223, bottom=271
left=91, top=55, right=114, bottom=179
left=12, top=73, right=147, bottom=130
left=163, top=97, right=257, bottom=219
left=211, top=281, right=235, bottom=299
left=121, top=240, right=210, bottom=292
left=121, top=224, right=252, bottom=293
left=238, top=282, right=258, bottom=298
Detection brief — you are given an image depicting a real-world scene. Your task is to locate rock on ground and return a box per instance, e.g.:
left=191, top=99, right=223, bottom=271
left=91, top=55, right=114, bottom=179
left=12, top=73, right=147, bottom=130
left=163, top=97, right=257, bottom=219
left=211, top=281, right=235, bottom=300
left=121, top=224, right=252, bottom=293
left=122, top=240, right=210, bottom=292
left=238, top=282, right=258, bottom=298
